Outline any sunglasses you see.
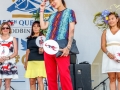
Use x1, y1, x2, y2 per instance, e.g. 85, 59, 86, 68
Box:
1, 27, 10, 30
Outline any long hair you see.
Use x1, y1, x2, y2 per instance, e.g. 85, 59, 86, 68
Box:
108, 12, 120, 29
27, 21, 43, 38
61, 0, 66, 7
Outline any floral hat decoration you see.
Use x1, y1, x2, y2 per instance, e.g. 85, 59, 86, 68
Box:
93, 4, 120, 30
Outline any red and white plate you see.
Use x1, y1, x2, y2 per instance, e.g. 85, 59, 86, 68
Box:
36, 36, 46, 47
43, 40, 59, 55
0, 46, 9, 56
115, 52, 120, 62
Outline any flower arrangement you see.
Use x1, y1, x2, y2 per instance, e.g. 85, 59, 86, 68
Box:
93, 10, 110, 30
32, 10, 40, 21
93, 9, 120, 30
101, 10, 110, 23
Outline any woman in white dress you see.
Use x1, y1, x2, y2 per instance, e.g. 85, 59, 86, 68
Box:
101, 12, 120, 90
0, 22, 18, 90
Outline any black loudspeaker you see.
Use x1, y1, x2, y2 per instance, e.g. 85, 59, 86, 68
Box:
74, 64, 92, 90
70, 54, 76, 64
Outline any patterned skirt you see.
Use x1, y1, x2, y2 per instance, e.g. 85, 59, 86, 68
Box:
0, 61, 18, 79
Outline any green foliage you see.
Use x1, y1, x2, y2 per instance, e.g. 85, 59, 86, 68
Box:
32, 10, 40, 21
40, 29, 47, 36
32, 10, 47, 36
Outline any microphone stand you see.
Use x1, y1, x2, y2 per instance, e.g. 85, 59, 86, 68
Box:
44, 78, 48, 90
36, 78, 48, 90
3, 80, 15, 90
92, 77, 109, 90
36, 81, 38, 90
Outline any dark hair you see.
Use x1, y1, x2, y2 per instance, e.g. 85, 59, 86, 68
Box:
61, 0, 66, 7
27, 21, 43, 38
108, 12, 120, 29
49, 0, 66, 7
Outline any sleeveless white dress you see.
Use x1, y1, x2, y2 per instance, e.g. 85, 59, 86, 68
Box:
102, 29, 120, 73
0, 36, 18, 79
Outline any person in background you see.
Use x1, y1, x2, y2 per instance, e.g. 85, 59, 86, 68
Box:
24, 21, 46, 90
0, 22, 18, 90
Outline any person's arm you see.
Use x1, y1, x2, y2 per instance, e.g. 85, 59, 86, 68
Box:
24, 38, 30, 70
67, 22, 75, 49
101, 30, 108, 53
67, 10, 77, 49
61, 10, 76, 56
24, 49, 30, 70
101, 30, 115, 59
40, 2, 49, 29
61, 22, 76, 57
25, 49, 30, 63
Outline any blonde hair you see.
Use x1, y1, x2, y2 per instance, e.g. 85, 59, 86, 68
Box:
0, 22, 12, 35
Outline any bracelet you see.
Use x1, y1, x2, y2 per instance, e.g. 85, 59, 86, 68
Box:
40, 10, 44, 12
66, 46, 70, 50
105, 51, 109, 55
8, 56, 10, 60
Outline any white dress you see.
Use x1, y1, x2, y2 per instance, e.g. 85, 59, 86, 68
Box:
0, 36, 18, 79
102, 29, 120, 73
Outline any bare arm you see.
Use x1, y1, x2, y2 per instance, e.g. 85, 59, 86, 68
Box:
101, 30, 107, 53
101, 30, 116, 60
67, 22, 75, 49
9, 37, 18, 58
24, 49, 30, 70
61, 22, 75, 56
25, 49, 30, 62
40, 12, 49, 29
40, 2, 49, 29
